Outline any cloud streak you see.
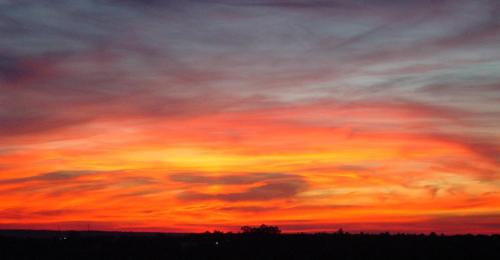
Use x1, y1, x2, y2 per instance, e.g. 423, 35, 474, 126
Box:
172, 172, 307, 201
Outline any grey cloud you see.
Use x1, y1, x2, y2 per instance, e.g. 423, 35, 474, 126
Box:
418, 83, 500, 97
0, 55, 32, 83
170, 172, 299, 185
0, 169, 161, 199
0, 0, 498, 147
208, 0, 359, 9
217, 206, 275, 212
426, 133, 500, 167
0, 208, 81, 219
0, 170, 94, 185
179, 181, 306, 201
0, 110, 92, 136
219, 181, 306, 201
111, 189, 163, 199
174, 172, 308, 201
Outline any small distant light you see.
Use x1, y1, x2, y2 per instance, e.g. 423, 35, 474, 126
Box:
215, 241, 219, 245
63, 237, 67, 240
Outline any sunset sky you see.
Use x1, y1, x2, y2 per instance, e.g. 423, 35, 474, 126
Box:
0, 0, 499, 234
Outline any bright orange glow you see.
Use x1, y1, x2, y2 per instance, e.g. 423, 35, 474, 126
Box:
1, 103, 499, 234
1, 0, 499, 234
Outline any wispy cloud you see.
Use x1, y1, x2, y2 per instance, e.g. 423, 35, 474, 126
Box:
0, 170, 94, 185
173, 172, 307, 201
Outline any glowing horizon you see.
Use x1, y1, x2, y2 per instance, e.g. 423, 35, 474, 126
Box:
0, 0, 499, 234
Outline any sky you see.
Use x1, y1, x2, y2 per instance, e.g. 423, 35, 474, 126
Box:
0, 0, 499, 234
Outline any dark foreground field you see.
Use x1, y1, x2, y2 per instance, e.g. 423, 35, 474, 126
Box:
1, 230, 499, 260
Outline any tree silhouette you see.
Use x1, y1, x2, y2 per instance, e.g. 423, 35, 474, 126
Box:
240, 224, 281, 235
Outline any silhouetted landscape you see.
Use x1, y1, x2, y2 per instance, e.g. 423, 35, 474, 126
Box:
2, 1, 500, 259
1, 225, 499, 260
